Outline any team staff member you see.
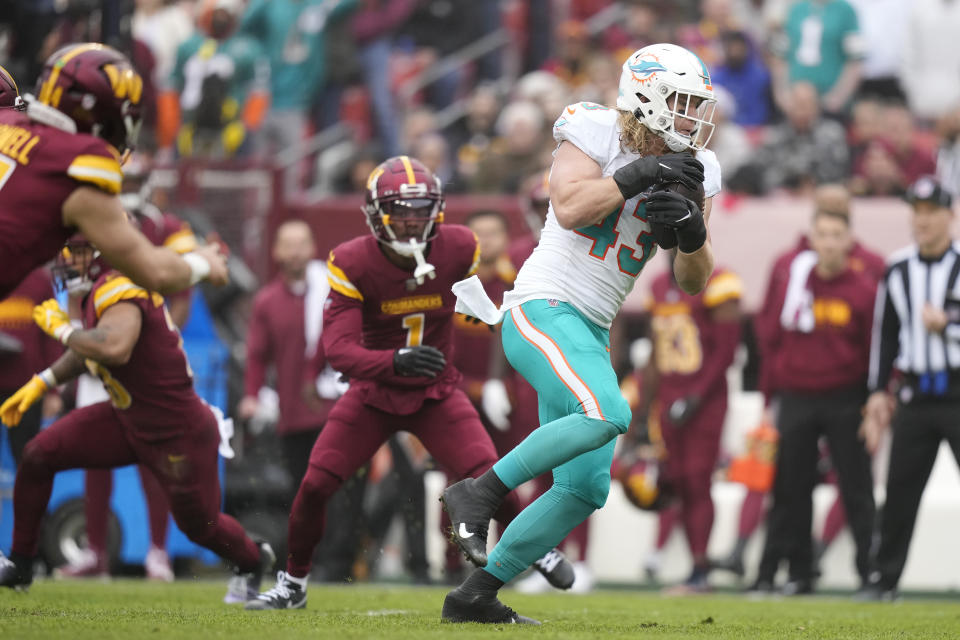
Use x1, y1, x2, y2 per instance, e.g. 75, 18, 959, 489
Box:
752, 197, 877, 595
861, 176, 960, 600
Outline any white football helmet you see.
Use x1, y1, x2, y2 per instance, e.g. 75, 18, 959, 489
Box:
616, 43, 717, 152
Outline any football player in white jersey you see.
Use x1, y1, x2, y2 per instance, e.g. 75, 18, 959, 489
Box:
440, 44, 721, 624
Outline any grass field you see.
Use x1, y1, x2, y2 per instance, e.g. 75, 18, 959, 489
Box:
2, 579, 960, 639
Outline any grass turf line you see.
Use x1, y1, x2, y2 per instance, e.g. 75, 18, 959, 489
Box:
2, 580, 960, 639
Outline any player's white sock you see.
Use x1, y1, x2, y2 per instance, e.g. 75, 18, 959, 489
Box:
284, 572, 308, 589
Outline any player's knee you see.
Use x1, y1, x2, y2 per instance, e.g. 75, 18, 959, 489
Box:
19, 439, 52, 477
297, 465, 341, 505
602, 394, 632, 435
580, 467, 613, 509
558, 467, 612, 510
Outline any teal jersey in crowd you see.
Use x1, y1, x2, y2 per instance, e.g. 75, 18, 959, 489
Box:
240, 0, 357, 112
171, 33, 267, 128
783, 0, 864, 95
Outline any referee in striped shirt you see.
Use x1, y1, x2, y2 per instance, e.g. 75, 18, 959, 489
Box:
860, 176, 960, 600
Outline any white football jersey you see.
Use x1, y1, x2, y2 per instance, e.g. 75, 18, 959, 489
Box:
501, 102, 722, 328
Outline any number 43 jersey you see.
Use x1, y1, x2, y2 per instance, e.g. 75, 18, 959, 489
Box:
502, 102, 722, 329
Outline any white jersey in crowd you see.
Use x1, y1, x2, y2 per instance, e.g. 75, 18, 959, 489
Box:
501, 102, 722, 328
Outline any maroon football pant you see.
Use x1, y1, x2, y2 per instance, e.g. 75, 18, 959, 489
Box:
84, 466, 170, 558
12, 402, 260, 572
659, 394, 727, 563
286, 387, 524, 578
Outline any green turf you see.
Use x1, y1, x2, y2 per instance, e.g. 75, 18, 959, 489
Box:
2, 579, 959, 639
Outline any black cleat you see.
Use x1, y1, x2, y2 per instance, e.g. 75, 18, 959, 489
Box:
533, 548, 575, 590
440, 479, 496, 567
781, 579, 814, 596
226, 541, 276, 603
442, 587, 540, 625
0, 552, 32, 592
245, 571, 307, 610
745, 578, 776, 596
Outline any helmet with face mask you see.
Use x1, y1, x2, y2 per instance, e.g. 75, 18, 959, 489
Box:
53, 234, 108, 296
363, 155, 444, 283
616, 43, 717, 152
0, 64, 24, 111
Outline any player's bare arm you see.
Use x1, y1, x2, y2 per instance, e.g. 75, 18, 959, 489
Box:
549, 142, 625, 229
61, 186, 228, 293
64, 301, 142, 366
48, 349, 87, 386
671, 196, 714, 294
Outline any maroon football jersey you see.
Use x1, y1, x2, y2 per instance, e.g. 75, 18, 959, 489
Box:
322, 225, 480, 414
81, 270, 205, 440
648, 268, 743, 406
0, 109, 124, 299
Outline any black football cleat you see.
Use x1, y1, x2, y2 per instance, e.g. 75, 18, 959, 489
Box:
440, 479, 496, 567
533, 548, 575, 590
245, 571, 307, 610
442, 587, 540, 625
0, 552, 32, 592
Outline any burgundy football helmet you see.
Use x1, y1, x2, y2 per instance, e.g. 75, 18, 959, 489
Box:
0, 63, 23, 110
363, 155, 445, 255
53, 234, 109, 296
34, 43, 144, 153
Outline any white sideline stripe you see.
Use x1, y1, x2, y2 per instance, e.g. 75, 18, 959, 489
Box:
509, 306, 602, 419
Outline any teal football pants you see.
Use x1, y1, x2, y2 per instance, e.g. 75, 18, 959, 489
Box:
485, 300, 631, 583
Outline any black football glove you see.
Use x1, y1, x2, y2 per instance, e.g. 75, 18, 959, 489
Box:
645, 190, 707, 253
612, 153, 704, 200
394, 345, 446, 377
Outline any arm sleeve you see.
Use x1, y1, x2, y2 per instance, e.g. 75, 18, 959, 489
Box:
243, 296, 271, 397
868, 276, 900, 392
321, 291, 406, 384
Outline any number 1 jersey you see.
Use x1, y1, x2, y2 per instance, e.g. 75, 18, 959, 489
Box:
322, 225, 481, 415
502, 102, 722, 328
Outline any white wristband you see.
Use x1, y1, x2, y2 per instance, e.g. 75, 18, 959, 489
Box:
54, 324, 75, 345
182, 252, 211, 286
39, 367, 58, 389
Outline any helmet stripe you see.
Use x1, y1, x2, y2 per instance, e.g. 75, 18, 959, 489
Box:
0, 64, 18, 95
399, 155, 416, 185
38, 43, 105, 106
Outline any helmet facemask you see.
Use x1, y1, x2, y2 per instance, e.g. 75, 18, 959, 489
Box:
653, 89, 717, 152
54, 240, 103, 296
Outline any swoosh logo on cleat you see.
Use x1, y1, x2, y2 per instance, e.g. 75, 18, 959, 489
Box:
458, 523, 475, 539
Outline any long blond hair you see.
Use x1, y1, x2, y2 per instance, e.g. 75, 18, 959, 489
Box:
617, 110, 698, 158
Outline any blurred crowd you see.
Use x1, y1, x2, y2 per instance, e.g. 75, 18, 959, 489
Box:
1, 0, 958, 199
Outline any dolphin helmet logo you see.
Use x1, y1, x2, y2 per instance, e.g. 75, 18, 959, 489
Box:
628, 57, 668, 83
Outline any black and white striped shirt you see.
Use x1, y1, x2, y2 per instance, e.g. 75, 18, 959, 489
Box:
869, 242, 960, 393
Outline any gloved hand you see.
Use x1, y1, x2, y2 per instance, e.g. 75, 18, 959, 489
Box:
481, 379, 512, 431
667, 395, 700, 426
645, 190, 707, 253
612, 153, 704, 200
0, 375, 49, 427
394, 345, 447, 377
33, 299, 74, 345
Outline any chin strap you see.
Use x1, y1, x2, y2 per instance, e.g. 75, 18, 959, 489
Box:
409, 239, 436, 285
